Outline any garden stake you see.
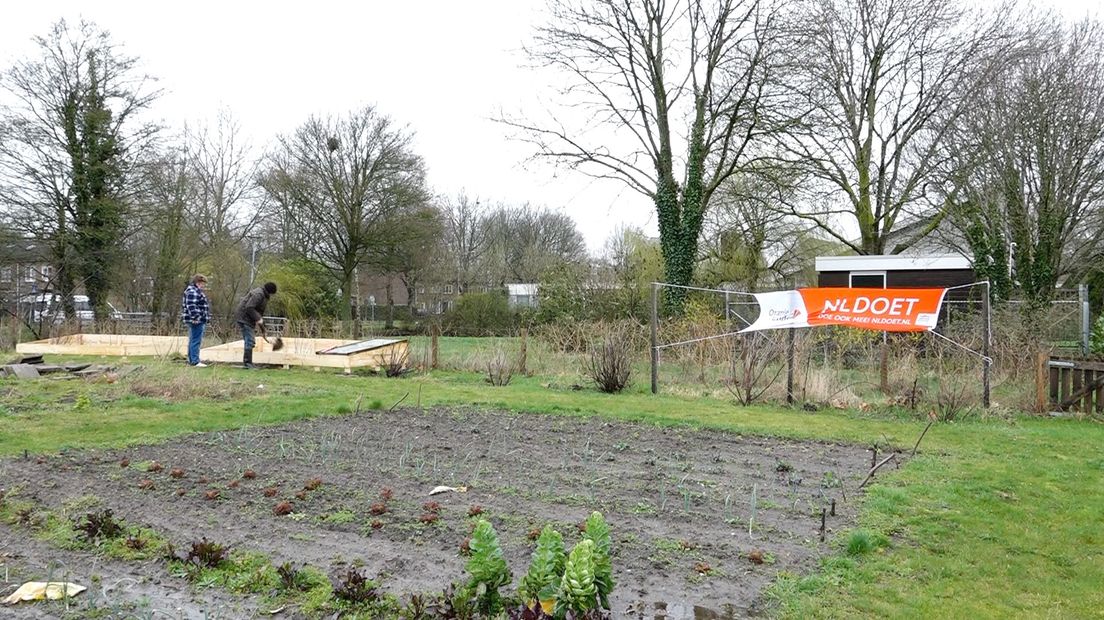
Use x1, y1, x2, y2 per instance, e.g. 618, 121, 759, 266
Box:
819, 507, 826, 542
389, 392, 409, 411
911, 419, 935, 457
830, 498, 836, 517
858, 453, 897, 490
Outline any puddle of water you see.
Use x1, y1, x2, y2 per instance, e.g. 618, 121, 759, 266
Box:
649, 601, 740, 620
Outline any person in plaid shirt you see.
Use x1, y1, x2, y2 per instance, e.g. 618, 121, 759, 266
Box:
181, 274, 211, 367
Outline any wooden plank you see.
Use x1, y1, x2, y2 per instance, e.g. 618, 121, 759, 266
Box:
1096, 370, 1104, 413
1082, 370, 1092, 412
199, 338, 408, 372
1050, 358, 1104, 372
17, 334, 187, 357
1035, 352, 1049, 413
1059, 372, 1104, 411
1049, 365, 1059, 405
1062, 368, 1073, 406
1072, 369, 1083, 412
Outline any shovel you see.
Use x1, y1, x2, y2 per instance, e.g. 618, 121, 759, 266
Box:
259, 322, 284, 351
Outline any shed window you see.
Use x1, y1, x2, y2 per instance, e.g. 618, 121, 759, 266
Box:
849, 271, 886, 288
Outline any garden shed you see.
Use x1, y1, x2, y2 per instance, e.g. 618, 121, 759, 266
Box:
815, 254, 975, 297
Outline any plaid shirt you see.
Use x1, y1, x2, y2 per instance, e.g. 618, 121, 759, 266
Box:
181, 284, 211, 324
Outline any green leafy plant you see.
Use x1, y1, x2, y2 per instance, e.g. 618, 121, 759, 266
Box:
554, 539, 599, 616
519, 525, 566, 607
465, 519, 512, 615
1091, 314, 1104, 355
581, 512, 614, 610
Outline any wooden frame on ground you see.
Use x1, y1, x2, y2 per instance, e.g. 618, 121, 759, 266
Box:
199, 337, 409, 373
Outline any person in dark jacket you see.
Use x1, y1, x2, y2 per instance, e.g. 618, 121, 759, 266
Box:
234, 282, 277, 369
180, 274, 211, 367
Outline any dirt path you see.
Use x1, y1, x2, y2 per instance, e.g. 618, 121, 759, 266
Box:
1, 407, 872, 617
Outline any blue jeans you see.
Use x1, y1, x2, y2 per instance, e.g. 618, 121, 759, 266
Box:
188, 322, 206, 365
238, 321, 255, 351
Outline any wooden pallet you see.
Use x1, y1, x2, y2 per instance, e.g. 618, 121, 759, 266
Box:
199, 337, 409, 373
16, 334, 189, 357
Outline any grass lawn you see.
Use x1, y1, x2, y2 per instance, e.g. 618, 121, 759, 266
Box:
1, 355, 1101, 618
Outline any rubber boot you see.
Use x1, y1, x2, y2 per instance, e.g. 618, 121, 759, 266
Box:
243, 348, 257, 370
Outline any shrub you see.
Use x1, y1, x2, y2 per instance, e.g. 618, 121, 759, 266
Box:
586, 327, 632, 393
446, 292, 515, 336
485, 347, 514, 387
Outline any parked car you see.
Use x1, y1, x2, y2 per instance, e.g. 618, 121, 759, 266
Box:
21, 294, 122, 324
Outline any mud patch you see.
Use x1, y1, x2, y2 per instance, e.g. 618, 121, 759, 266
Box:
1, 407, 874, 617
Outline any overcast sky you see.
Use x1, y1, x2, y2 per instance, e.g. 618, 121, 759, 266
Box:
1, 0, 1099, 253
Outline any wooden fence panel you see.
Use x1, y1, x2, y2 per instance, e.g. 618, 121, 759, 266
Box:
1041, 356, 1104, 414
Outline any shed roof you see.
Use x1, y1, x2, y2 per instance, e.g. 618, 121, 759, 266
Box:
815, 254, 972, 272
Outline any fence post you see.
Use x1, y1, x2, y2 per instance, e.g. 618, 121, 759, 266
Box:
1080, 283, 1090, 355
651, 283, 659, 395
430, 323, 439, 370
879, 342, 890, 394
518, 327, 528, 375
982, 282, 991, 409
1035, 351, 1050, 413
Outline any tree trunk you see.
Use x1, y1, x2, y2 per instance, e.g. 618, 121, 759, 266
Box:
385, 279, 395, 330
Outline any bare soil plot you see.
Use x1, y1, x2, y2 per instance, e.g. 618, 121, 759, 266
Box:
0, 408, 871, 618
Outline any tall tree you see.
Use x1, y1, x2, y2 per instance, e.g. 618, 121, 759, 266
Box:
0, 20, 160, 320
440, 192, 491, 294
699, 164, 801, 290
778, 0, 1012, 255
946, 16, 1104, 304
186, 110, 262, 248
510, 0, 784, 312
142, 151, 192, 319
261, 106, 429, 319
483, 204, 587, 284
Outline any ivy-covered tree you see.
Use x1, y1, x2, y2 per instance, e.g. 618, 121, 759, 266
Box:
0, 19, 160, 320
946, 17, 1104, 305
509, 0, 783, 313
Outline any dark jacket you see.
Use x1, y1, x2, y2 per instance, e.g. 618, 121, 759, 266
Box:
234, 287, 270, 325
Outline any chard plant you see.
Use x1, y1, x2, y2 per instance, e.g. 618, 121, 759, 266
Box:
554, 539, 599, 616
519, 525, 566, 609
465, 519, 512, 615
581, 511, 614, 610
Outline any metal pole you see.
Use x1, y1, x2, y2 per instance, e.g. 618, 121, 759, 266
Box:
650, 282, 659, 395
249, 240, 257, 285
786, 327, 795, 405
1080, 283, 1090, 354
983, 281, 991, 408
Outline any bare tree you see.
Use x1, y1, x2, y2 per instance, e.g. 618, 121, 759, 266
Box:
699, 164, 801, 290
440, 192, 491, 293
946, 16, 1104, 304
601, 224, 663, 320
371, 203, 443, 322
0, 19, 160, 320
483, 204, 587, 285
261, 106, 428, 319
141, 150, 192, 319
777, 0, 1014, 254
507, 0, 785, 311
185, 110, 262, 248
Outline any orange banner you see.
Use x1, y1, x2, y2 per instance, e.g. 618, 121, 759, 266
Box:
799, 287, 946, 332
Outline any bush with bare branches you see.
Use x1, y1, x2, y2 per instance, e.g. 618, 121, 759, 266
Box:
485, 347, 513, 386
586, 326, 633, 393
